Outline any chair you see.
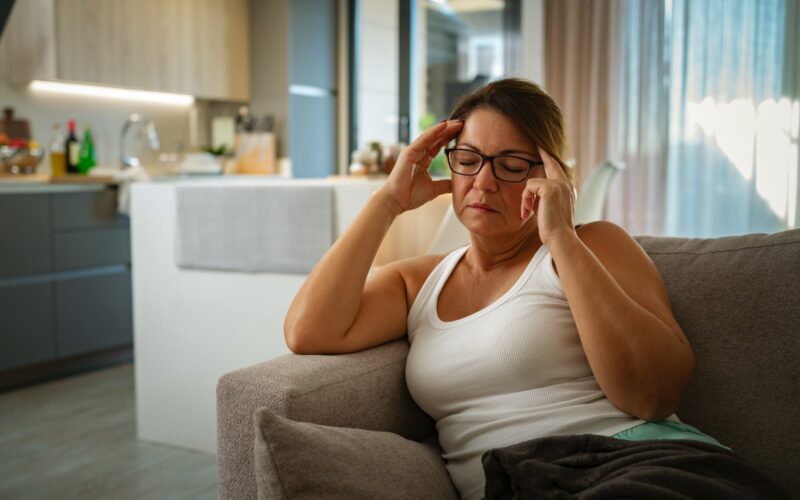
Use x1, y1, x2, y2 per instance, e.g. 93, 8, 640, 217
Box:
573, 160, 625, 224
427, 204, 470, 254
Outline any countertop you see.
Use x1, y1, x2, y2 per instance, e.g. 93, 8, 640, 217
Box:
0, 173, 119, 194
0, 173, 393, 194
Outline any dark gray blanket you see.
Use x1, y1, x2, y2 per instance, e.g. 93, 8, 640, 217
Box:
481, 434, 792, 500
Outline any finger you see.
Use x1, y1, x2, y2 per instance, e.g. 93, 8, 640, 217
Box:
520, 182, 540, 220
537, 146, 567, 181
409, 120, 462, 161
426, 121, 463, 158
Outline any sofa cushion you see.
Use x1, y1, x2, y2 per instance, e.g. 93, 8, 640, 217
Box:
253, 408, 458, 500
635, 229, 800, 494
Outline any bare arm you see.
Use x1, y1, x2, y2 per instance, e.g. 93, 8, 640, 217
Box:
552, 222, 694, 421
522, 148, 693, 421
284, 119, 463, 354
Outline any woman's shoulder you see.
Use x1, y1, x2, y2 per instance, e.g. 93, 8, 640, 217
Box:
384, 252, 450, 310
575, 220, 636, 250
574, 221, 659, 275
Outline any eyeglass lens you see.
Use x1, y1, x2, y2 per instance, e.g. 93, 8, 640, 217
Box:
447, 150, 531, 182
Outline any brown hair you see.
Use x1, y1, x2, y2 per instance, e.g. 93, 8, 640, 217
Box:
448, 78, 575, 189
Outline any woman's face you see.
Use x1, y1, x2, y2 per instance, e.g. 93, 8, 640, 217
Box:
451, 108, 545, 239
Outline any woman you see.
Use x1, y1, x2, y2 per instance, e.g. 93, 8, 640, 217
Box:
284, 79, 725, 499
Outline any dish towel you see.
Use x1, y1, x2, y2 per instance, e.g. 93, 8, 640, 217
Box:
88, 165, 151, 215
175, 184, 334, 273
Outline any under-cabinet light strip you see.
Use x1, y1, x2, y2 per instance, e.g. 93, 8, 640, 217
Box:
29, 80, 195, 106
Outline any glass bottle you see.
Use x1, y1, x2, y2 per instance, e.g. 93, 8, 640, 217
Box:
77, 127, 96, 174
65, 119, 79, 174
49, 123, 66, 177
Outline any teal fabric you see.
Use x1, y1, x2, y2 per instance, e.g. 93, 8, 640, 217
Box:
612, 420, 731, 451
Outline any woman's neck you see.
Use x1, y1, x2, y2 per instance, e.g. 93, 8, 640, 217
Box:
465, 229, 542, 272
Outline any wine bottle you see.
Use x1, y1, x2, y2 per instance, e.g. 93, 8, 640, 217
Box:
64, 119, 79, 174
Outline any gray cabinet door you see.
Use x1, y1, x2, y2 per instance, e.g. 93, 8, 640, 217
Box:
0, 194, 52, 278
52, 228, 131, 271
51, 190, 129, 230
0, 283, 56, 371
55, 270, 133, 358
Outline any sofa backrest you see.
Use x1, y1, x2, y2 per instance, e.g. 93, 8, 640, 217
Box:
636, 229, 800, 494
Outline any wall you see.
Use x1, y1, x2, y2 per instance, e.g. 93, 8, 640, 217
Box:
0, 79, 193, 171
358, 0, 400, 150
248, 0, 290, 158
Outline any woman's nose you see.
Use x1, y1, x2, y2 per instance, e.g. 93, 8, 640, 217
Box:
473, 158, 498, 191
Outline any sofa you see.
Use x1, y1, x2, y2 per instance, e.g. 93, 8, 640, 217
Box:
217, 229, 800, 499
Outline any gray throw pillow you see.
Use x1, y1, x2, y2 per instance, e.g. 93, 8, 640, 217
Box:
253, 408, 458, 500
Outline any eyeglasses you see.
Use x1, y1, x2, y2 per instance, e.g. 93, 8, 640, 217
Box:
444, 148, 544, 183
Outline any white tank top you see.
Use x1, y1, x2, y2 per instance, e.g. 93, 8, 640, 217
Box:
406, 244, 678, 500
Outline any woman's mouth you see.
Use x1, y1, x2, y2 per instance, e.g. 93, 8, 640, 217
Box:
468, 203, 496, 213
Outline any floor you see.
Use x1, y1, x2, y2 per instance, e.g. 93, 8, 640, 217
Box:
0, 363, 217, 500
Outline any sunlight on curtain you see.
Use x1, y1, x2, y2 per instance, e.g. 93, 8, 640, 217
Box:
605, 0, 668, 235
665, 0, 795, 237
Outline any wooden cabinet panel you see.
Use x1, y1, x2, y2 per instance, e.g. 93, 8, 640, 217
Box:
55, 270, 133, 358
0, 283, 56, 371
4, 0, 250, 100
0, 194, 52, 278
0, 0, 57, 84
189, 0, 251, 101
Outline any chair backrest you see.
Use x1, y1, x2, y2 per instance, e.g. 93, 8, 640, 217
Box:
427, 204, 470, 255
573, 160, 625, 224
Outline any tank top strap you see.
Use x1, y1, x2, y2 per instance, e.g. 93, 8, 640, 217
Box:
408, 245, 469, 336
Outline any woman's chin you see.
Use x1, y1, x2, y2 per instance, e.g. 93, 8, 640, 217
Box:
463, 220, 504, 239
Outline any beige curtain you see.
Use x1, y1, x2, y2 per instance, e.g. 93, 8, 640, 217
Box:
543, 1, 669, 235
543, 0, 616, 189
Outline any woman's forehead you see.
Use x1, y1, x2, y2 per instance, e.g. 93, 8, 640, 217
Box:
457, 109, 535, 154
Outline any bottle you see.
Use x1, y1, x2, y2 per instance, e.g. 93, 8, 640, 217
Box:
77, 128, 96, 174
49, 123, 66, 177
64, 119, 79, 174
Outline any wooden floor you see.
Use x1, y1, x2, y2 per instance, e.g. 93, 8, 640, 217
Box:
0, 363, 217, 500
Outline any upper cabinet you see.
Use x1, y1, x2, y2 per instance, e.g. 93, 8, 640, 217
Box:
0, 0, 250, 101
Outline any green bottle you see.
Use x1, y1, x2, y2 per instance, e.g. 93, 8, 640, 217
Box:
77, 128, 96, 174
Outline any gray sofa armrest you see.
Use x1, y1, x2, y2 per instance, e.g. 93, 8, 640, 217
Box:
217, 339, 436, 500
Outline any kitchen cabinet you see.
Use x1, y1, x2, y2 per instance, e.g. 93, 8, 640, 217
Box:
0, 186, 133, 379
0, 0, 250, 101
0, 283, 55, 371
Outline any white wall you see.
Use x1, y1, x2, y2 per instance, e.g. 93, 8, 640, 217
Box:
357, 0, 400, 150
0, 80, 193, 171
521, 0, 546, 85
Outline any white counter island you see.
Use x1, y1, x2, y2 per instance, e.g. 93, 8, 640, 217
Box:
131, 176, 451, 453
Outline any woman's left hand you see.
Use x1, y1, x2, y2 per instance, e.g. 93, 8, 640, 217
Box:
520, 147, 577, 247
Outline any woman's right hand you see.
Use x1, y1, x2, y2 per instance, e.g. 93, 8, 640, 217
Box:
378, 119, 464, 214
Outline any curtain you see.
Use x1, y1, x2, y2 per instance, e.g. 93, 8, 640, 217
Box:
604, 0, 670, 234
664, 0, 792, 237
543, 0, 615, 188
544, 0, 798, 236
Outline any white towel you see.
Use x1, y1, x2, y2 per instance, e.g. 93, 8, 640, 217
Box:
88, 165, 150, 215
175, 185, 334, 273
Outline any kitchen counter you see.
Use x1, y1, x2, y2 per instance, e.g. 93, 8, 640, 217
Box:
130, 177, 385, 453
130, 176, 451, 453
0, 173, 119, 194
0, 183, 109, 194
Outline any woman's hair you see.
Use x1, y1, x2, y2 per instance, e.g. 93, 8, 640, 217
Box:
448, 78, 575, 188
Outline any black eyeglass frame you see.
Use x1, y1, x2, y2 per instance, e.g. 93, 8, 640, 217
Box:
444, 148, 545, 183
